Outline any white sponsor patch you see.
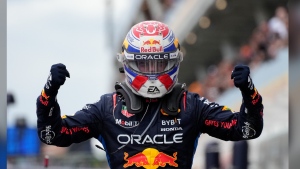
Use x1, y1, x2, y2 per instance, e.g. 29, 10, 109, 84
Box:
41, 125, 55, 144
242, 122, 256, 138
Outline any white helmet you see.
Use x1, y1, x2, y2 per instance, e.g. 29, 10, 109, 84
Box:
117, 20, 183, 98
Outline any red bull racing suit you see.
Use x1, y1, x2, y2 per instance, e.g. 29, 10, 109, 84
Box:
37, 90, 263, 168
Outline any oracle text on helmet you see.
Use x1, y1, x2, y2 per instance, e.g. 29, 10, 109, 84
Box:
135, 54, 169, 60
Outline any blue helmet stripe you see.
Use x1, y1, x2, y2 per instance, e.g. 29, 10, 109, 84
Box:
163, 30, 171, 40
124, 65, 138, 77
168, 65, 178, 76
126, 45, 140, 53
164, 45, 177, 52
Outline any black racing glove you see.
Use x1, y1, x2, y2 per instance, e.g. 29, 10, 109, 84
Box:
231, 65, 255, 96
43, 63, 70, 96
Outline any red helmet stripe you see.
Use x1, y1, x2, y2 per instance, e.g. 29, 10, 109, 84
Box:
158, 74, 173, 90
131, 75, 148, 91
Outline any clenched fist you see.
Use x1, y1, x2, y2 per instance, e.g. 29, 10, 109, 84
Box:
44, 63, 70, 95
231, 65, 254, 95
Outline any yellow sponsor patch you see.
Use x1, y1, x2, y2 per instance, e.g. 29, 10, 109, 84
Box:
41, 89, 50, 100
123, 39, 129, 50
174, 38, 179, 48
250, 88, 258, 99
222, 106, 231, 111
61, 115, 67, 119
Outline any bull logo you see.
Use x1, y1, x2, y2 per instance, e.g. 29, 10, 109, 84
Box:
124, 148, 178, 169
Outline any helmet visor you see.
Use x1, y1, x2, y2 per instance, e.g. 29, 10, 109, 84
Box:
126, 59, 178, 74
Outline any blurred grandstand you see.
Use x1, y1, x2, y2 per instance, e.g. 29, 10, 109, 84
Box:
7, 0, 288, 168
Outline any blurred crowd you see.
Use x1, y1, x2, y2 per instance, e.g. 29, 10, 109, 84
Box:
188, 6, 288, 102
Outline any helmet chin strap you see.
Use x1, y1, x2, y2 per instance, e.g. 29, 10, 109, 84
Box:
114, 82, 186, 115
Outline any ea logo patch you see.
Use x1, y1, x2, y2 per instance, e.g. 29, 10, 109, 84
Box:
147, 86, 160, 94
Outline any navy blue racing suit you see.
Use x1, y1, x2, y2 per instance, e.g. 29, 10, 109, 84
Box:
36, 89, 263, 168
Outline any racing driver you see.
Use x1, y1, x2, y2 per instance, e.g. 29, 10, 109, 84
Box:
36, 20, 264, 169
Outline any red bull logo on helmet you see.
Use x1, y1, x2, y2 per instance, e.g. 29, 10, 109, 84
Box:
140, 46, 163, 53
140, 36, 164, 53
143, 40, 161, 46
124, 148, 178, 169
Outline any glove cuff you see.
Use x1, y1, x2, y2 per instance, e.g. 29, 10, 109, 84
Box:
239, 76, 255, 95
241, 85, 256, 98
241, 86, 263, 111
43, 85, 59, 97
38, 88, 57, 108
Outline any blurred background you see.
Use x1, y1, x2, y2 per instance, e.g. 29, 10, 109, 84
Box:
1, 0, 7, 168
288, 0, 300, 168
7, 0, 289, 168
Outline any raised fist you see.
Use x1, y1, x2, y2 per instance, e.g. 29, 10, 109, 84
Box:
231, 65, 253, 92
44, 63, 70, 94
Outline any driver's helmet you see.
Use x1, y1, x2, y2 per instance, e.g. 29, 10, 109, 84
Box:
117, 20, 183, 98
